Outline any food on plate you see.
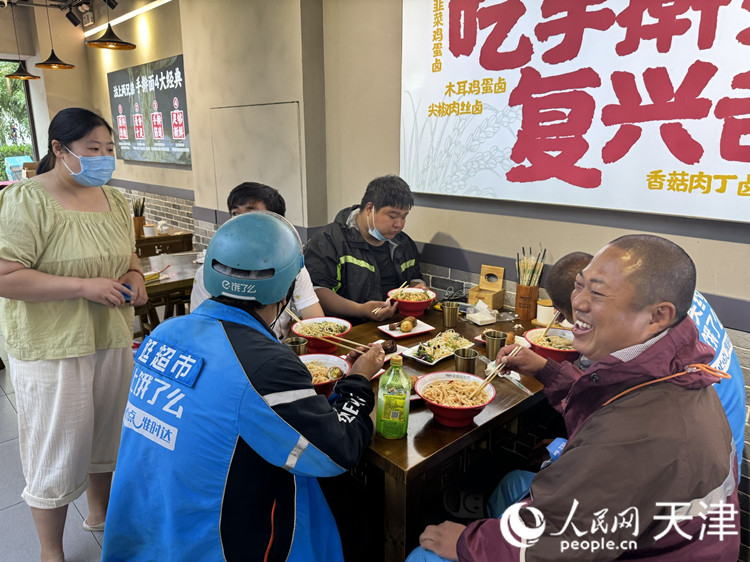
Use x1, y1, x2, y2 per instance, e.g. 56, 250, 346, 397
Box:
421, 379, 488, 406
530, 334, 575, 350
306, 361, 344, 384
415, 330, 473, 363
392, 289, 433, 302
381, 339, 398, 354
296, 321, 347, 337
388, 316, 417, 333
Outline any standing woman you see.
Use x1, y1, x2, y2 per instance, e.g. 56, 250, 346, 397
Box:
0, 108, 147, 562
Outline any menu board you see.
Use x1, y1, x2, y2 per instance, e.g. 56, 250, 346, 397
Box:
401, 1, 750, 223
107, 55, 191, 165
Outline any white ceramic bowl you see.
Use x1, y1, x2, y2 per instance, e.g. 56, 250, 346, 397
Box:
299, 353, 351, 396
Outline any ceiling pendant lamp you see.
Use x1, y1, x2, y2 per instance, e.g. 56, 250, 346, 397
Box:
36, 0, 75, 70
86, 0, 135, 50
6, 5, 40, 80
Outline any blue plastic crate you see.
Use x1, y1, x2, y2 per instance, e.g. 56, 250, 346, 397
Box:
4, 155, 33, 180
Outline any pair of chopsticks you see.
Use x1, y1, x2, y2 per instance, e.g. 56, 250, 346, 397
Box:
372, 280, 409, 314
539, 310, 560, 340
469, 345, 524, 399
144, 264, 171, 284
286, 309, 367, 354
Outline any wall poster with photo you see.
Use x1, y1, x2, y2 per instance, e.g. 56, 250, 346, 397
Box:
107, 54, 191, 166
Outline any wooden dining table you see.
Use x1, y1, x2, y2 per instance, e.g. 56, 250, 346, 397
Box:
135, 252, 201, 336
338, 307, 543, 561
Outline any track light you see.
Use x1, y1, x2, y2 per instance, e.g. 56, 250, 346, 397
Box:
65, 9, 81, 27
104, 0, 118, 8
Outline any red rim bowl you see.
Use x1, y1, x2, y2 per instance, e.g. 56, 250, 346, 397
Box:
387, 288, 436, 317
415, 371, 496, 427
524, 328, 580, 363
291, 317, 352, 354
300, 354, 351, 397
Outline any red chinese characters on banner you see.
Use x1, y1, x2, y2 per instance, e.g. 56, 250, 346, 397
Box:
117, 115, 128, 140
535, 0, 616, 64
714, 70, 750, 162
151, 112, 164, 140
738, 0, 750, 44
601, 61, 718, 165
508, 67, 602, 188
616, 0, 731, 55
171, 110, 185, 140
448, 0, 533, 70
133, 114, 145, 140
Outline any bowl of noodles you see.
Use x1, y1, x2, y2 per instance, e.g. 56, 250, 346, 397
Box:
291, 317, 352, 354
387, 287, 436, 317
415, 371, 496, 427
300, 354, 351, 397
524, 328, 580, 363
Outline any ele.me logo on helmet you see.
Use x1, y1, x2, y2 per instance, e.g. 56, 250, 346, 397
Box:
499, 499, 737, 554
221, 281, 256, 295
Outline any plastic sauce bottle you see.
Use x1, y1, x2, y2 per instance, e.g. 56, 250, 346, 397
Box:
376, 355, 411, 439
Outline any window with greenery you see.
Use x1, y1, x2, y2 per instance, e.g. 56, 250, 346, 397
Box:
0, 60, 36, 181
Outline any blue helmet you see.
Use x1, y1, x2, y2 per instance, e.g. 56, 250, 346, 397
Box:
203, 211, 303, 305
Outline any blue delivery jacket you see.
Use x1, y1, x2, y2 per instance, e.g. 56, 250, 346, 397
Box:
102, 299, 375, 561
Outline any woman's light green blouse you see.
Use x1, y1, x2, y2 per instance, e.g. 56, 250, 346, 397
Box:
0, 179, 136, 360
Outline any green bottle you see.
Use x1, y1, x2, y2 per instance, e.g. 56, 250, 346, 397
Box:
376, 355, 411, 439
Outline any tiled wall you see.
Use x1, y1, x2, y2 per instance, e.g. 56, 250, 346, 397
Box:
423, 262, 750, 561
118, 189, 194, 234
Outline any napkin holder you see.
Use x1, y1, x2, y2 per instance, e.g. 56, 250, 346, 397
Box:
468, 265, 505, 310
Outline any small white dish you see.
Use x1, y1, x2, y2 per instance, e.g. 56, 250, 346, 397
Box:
402, 341, 474, 366
377, 319, 435, 339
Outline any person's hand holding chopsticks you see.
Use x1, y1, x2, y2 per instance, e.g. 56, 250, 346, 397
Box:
495, 343, 548, 377
365, 299, 398, 321
349, 342, 386, 380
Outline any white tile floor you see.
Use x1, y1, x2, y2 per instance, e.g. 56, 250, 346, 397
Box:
0, 366, 104, 562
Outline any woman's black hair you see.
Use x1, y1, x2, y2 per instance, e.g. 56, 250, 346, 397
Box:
37, 108, 113, 174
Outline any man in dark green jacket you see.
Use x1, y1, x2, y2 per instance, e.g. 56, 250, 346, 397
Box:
304, 174, 427, 323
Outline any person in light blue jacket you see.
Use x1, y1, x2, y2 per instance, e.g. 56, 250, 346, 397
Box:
102, 212, 384, 561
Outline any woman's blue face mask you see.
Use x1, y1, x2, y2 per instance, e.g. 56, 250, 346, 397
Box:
62, 146, 116, 187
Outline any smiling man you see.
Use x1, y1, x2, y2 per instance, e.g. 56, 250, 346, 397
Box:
408, 235, 739, 562
304, 174, 427, 323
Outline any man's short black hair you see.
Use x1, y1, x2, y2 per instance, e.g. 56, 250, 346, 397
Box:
360, 175, 414, 211
227, 182, 286, 216
608, 234, 696, 322
544, 252, 593, 322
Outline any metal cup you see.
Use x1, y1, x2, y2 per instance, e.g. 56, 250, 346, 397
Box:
454, 347, 478, 374
484, 330, 507, 363
443, 301, 459, 328
284, 336, 308, 356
